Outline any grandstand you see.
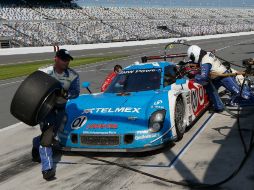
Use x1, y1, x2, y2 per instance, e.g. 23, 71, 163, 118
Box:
0, 0, 254, 48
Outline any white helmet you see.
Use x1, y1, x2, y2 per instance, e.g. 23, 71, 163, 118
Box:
187, 45, 201, 63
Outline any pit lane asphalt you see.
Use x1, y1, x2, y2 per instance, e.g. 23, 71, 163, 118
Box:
0, 35, 254, 190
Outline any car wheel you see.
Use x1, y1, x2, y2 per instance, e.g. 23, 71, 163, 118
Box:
10, 71, 62, 126
174, 96, 185, 141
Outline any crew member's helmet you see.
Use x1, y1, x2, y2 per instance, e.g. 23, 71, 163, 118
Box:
187, 45, 201, 63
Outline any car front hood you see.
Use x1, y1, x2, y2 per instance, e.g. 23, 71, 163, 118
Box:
67, 91, 159, 118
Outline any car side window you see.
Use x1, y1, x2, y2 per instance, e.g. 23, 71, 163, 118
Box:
164, 66, 176, 87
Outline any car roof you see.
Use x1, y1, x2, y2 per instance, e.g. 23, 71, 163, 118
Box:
123, 61, 175, 71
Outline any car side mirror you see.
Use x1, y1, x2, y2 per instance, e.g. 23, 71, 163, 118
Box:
81, 82, 92, 94
82, 82, 90, 88
175, 79, 186, 85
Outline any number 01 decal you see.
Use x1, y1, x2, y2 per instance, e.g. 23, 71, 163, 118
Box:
71, 116, 88, 129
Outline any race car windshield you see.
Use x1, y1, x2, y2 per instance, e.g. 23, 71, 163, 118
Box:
105, 69, 161, 93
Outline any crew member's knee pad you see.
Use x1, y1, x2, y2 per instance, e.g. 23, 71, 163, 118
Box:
40, 126, 54, 147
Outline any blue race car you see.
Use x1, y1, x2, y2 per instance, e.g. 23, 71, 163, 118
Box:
58, 61, 210, 152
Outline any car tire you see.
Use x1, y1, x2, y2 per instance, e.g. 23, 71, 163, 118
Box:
174, 96, 185, 141
10, 70, 61, 126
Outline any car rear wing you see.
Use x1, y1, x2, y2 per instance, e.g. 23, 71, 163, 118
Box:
141, 39, 216, 63
141, 50, 215, 63
141, 53, 187, 63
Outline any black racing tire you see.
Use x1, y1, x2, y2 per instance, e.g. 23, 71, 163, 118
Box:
174, 96, 185, 141
10, 71, 61, 126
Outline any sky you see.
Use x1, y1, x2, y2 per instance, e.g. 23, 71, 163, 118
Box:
75, 0, 254, 8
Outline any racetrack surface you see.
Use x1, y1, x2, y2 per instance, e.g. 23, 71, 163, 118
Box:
0, 35, 254, 190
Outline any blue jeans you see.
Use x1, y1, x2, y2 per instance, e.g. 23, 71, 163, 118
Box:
204, 76, 252, 110
33, 109, 66, 171
215, 77, 251, 99
205, 81, 224, 111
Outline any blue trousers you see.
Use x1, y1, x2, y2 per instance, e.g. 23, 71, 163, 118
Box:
214, 77, 251, 99
205, 76, 254, 110
205, 82, 224, 111
33, 109, 65, 171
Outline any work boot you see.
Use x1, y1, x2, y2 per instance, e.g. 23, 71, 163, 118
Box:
42, 168, 55, 180
214, 109, 224, 113
209, 107, 224, 113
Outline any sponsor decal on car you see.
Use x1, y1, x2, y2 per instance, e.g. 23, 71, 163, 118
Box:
82, 131, 117, 134
153, 100, 163, 105
151, 99, 165, 109
135, 133, 159, 140
136, 130, 150, 134
82, 107, 141, 114
71, 116, 88, 129
188, 82, 205, 116
119, 68, 162, 75
151, 105, 165, 109
128, 116, 138, 121
86, 124, 118, 129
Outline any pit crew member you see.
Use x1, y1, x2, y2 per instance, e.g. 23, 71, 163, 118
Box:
101, 64, 122, 92
32, 49, 80, 180
187, 45, 253, 111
